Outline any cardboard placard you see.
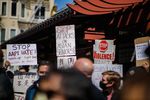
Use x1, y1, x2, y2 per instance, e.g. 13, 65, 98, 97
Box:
56, 25, 76, 56
134, 36, 150, 66
7, 44, 37, 65
57, 56, 76, 69
13, 73, 38, 93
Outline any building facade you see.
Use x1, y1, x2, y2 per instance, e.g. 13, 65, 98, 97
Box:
0, 0, 56, 44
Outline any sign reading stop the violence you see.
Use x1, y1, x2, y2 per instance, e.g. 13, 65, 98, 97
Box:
7, 44, 37, 65
93, 40, 115, 64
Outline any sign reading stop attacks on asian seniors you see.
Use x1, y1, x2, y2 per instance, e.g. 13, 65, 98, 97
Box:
56, 25, 76, 56
7, 44, 37, 65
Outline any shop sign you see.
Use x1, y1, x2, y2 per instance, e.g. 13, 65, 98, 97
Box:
56, 25, 76, 56
7, 44, 37, 65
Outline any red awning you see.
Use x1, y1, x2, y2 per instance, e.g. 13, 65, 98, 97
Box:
104, 0, 143, 4
67, 4, 112, 15
74, 0, 122, 12
68, 0, 144, 15
87, 0, 132, 8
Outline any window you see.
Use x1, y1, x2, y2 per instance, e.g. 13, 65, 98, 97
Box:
11, 2, 17, 16
2, 2, 7, 16
10, 29, 16, 38
21, 4, 25, 17
0, 29, 5, 43
35, 6, 45, 19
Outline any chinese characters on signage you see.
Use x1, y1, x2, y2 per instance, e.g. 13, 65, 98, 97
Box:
56, 25, 76, 68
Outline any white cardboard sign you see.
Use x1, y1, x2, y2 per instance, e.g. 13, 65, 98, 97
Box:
14, 93, 25, 100
93, 40, 115, 64
7, 44, 37, 65
135, 42, 149, 60
57, 56, 76, 69
13, 73, 38, 93
56, 25, 76, 56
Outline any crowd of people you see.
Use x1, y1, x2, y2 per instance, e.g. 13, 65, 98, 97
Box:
0, 46, 150, 100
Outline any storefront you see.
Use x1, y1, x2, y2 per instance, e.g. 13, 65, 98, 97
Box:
1, 0, 149, 71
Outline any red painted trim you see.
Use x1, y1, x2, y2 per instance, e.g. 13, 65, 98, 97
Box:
87, 0, 132, 9
126, 12, 133, 25
136, 9, 143, 23
67, 4, 112, 15
84, 34, 105, 40
104, 0, 143, 5
74, 0, 121, 12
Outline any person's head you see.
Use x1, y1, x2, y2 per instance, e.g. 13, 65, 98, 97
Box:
100, 71, 121, 91
121, 73, 150, 100
19, 65, 29, 73
73, 58, 93, 78
39, 68, 91, 100
4, 60, 11, 69
37, 60, 53, 77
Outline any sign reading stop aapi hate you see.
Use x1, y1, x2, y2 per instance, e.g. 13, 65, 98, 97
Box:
56, 25, 76, 56
7, 44, 37, 65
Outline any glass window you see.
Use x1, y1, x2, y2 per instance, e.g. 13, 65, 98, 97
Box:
10, 29, 16, 38
35, 6, 45, 19
0, 29, 5, 43
2, 2, 7, 16
21, 4, 25, 17
11, 2, 17, 16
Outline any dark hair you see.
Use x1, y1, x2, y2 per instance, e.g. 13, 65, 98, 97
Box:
48, 68, 92, 100
19, 65, 30, 72
0, 68, 14, 100
38, 60, 54, 71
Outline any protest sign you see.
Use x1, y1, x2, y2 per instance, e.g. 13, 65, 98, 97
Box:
14, 93, 25, 100
57, 56, 76, 69
56, 25, 76, 56
135, 42, 149, 60
134, 36, 150, 66
7, 44, 37, 65
13, 73, 38, 93
91, 64, 123, 89
93, 40, 115, 64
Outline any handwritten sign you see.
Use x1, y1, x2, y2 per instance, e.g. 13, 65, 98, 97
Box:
91, 64, 123, 89
56, 25, 76, 56
93, 40, 115, 64
7, 44, 37, 65
57, 56, 76, 69
14, 93, 25, 100
13, 73, 38, 93
135, 42, 149, 60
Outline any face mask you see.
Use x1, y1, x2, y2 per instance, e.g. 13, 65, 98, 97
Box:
99, 81, 107, 90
